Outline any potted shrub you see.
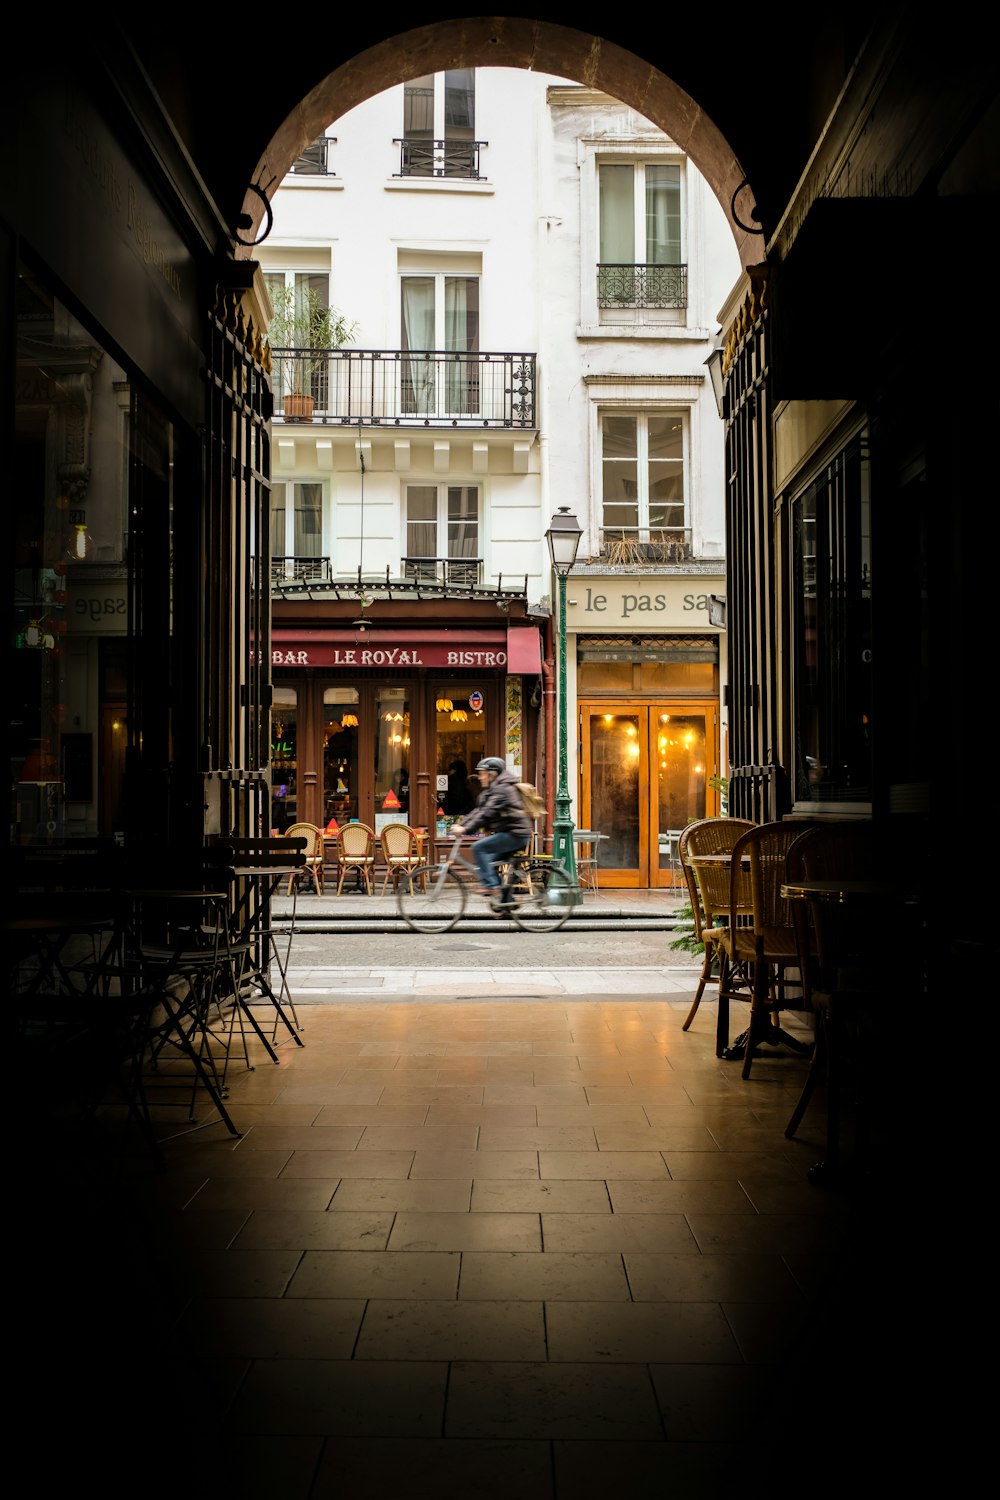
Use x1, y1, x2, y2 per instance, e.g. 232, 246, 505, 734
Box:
267, 285, 357, 421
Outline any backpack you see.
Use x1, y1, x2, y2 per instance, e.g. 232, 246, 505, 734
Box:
517, 782, 546, 821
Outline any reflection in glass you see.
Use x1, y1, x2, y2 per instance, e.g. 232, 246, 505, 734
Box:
589, 714, 640, 870
323, 687, 359, 827
655, 712, 706, 871
271, 687, 298, 830
375, 687, 409, 833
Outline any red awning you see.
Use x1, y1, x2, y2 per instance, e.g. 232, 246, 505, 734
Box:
506, 625, 542, 674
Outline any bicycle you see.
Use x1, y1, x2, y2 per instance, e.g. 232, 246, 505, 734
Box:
396, 834, 576, 934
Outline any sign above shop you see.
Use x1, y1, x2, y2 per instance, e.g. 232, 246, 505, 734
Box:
268, 628, 542, 672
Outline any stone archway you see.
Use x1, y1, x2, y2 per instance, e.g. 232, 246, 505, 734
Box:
240, 17, 760, 269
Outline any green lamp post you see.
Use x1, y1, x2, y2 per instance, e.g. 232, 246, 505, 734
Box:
546, 506, 583, 882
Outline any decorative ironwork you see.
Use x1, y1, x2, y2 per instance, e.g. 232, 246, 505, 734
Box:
402, 557, 482, 587
269, 348, 535, 428
270, 562, 527, 605
394, 139, 487, 179
271, 556, 332, 585
292, 137, 333, 175
597, 263, 688, 309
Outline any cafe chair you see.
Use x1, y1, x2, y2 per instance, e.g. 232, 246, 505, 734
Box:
573, 830, 606, 893
335, 821, 376, 895
379, 824, 427, 895
283, 822, 325, 896
725, 821, 816, 1078
677, 817, 756, 1038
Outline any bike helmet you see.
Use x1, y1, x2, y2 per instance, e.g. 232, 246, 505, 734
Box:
475, 757, 506, 774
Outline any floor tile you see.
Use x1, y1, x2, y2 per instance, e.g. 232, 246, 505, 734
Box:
459, 1250, 630, 1301
286, 1250, 461, 1299
355, 1298, 546, 1360
445, 1360, 664, 1440
387, 1211, 542, 1252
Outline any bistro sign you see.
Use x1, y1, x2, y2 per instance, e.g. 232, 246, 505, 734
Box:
271, 644, 508, 668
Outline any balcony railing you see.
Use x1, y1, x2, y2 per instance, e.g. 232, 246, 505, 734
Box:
291, 137, 334, 175
271, 556, 332, 585
402, 557, 482, 587
597, 263, 688, 309
269, 561, 527, 603
269, 348, 536, 428
393, 138, 487, 179
599, 528, 692, 565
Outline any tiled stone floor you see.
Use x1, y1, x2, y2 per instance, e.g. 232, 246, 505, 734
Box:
16, 986, 913, 1499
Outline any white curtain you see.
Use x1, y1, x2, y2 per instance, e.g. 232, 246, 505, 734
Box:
401, 278, 435, 413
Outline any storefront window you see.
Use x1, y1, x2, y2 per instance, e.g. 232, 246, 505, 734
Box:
434, 685, 486, 833
271, 687, 298, 829
323, 687, 360, 829
374, 687, 410, 832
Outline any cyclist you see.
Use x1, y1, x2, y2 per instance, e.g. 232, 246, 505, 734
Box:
450, 756, 534, 908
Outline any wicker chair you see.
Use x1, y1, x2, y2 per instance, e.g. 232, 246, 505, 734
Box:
379, 824, 426, 895
282, 822, 325, 896
721, 821, 816, 1077
334, 821, 376, 895
677, 817, 756, 1041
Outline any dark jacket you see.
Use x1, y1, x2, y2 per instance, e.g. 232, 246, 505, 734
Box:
458, 768, 533, 842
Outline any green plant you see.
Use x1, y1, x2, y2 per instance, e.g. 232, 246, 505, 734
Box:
709, 775, 729, 815
267, 285, 357, 393
668, 902, 702, 955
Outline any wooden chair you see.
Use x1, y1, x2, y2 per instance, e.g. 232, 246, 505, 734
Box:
334, 821, 376, 895
723, 821, 816, 1077
282, 823, 325, 896
677, 817, 756, 1038
379, 824, 426, 895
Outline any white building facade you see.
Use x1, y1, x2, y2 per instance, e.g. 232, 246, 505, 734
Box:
259, 68, 739, 885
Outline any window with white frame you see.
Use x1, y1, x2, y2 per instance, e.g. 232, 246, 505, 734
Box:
264, 269, 331, 406
598, 162, 685, 308
403, 484, 481, 584
600, 411, 688, 561
400, 274, 480, 416
270, 482, 324, 581
401, 71, 477, 177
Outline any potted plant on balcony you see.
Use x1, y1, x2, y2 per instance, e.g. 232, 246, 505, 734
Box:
267, 285, 357, 421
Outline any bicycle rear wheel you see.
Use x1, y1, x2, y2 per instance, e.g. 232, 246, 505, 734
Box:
397, 865, 467, 933
504, 858, 575, 932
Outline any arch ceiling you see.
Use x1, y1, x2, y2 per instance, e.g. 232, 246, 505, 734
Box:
241, 18, 763, 270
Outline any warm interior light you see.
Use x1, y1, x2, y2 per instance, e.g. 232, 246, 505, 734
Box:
627, 741, 640, 760
341, 713, 358, 728
450, 708, 468, 722
74, 523, 88, 559
436, 697, 453, 713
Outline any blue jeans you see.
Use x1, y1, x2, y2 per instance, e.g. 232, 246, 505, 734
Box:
471, 831, 524, 892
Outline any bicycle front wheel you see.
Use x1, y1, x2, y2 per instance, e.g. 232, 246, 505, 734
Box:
397, 865, 468, 933
504, 858, 576, 932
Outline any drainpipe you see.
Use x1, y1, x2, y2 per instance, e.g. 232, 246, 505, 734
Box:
542, 611, 556, 840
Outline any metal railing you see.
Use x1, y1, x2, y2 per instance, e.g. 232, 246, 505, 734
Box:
598, 528, 692, 564
271, 556, 332, 585
291, 137, 334, 175
269, 348, 535, 428
393, 138, 487, 179
597, 263, 688, 309
269, 561, 527, 603
401, 557, 482, 587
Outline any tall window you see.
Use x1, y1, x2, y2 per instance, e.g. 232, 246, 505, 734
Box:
404, 484, 480, 584
791, 431, 872, 807
598, 163, 685, 308
400, 275, 480, 415
270, 482, 323, 580
601, 412, 686, 558
402, 71, 476, 177
263, 270, 330, 404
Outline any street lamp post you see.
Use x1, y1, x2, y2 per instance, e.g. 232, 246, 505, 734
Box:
546, 506, 583, 884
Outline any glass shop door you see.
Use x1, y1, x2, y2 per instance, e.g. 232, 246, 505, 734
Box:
579, 701, 717, 887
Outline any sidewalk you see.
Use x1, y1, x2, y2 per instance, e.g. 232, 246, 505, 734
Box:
272, 882, 689, 933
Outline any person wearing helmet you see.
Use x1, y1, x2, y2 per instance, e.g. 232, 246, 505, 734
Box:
451, 756, 534, 907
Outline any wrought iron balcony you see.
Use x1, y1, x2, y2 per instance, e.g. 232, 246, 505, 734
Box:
393, 138, 487, 179
270, 561, 527, 603
597, 263, 688, 309
291, 137, 334, 175
402, 557, 482, 587
599, 528, 692, 565
269, 348, 535, 428
271, 556, 332, 585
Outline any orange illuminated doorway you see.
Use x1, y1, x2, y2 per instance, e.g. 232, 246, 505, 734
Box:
579, 700, 718, 887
